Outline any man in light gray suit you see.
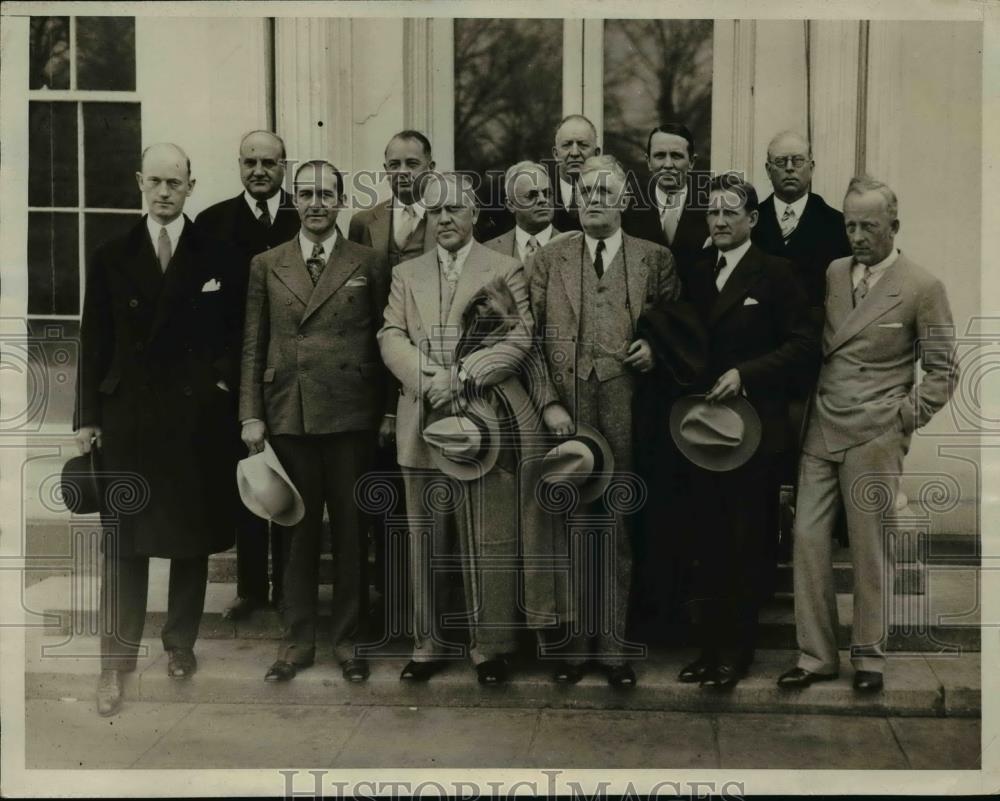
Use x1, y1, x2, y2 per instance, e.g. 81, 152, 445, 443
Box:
778, 176, 957, 693
485, 161, 560, 276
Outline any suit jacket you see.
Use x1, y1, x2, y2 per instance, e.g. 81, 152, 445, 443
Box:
686, 242, 819, 454
805, 253, 957, 455
347, 197, 437, 272
239, 235, 391, 435
530, 231, 682, 416
75, 216, 242, 558
378, 241, 534, 469
483, 225, 562, 277
752, 192, 851, 310
622, 182, 710, 283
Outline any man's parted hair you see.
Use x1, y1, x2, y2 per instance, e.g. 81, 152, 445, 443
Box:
239, 130, 287, 160
646, 123, 696, 159
845, 175, 899, 221
553, 114, 598, 144
709, 172, 759, 213
503, 160, 547, 197
140, 143, 192, 177
293, 159, 345, 196
385, 129, 433, 160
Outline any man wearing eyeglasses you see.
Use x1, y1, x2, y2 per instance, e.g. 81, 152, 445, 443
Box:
484, 161, 560, 277
197, 130, 301, 622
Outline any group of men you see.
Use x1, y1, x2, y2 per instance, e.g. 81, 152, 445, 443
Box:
74, 112, 957, 717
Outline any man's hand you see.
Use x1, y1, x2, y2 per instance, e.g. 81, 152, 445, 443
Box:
241, 420, 267, 454
705, 368, 742, 402
74, 426, 102, 455
378, 415, 396, 449
623, 338, 655, 374
422, 366, 456, 410
542, 403, 574, 437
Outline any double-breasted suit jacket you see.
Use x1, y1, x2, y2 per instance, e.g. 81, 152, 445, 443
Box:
75, 216, 242, 559
793, 253, 957, 675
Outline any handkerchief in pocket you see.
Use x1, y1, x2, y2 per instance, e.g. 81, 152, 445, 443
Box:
877, 322, 903, 328
345, 276, 368, 288
201, 279, 222, 293
743, 297, 759, 306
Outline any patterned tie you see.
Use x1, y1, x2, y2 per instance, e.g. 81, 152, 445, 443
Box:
524, 236, 539, 265
441, 250, 460, 286
593, 239, 606, 279
394, 205, 416, 250
306, 242, 325, 285
256, 199, 272, 228
853, 264, 872, 307
779, 205, 798, 239
157, 227, 172, 272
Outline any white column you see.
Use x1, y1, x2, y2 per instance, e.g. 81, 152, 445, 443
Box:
863, 21, 905, 190
711, 19, 756, 176
808, 20, 862, 207
581, 19, 605, 143
0, 16, 29, 323
562, 20, 584, 116
403, 19, 453, 170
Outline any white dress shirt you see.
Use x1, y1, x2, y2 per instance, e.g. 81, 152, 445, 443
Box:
437, 238, 474, 279
851, 247, 900, 291
147, 214, 185, 255
715, 237, 752, 291
515, 224, 554, 262
584, 229, 623, 271
299, 228, 338, 265
243, 191, 281, 221
773, 193, 809, 235
559, 178, 576, 210
392, 196, 426, 231
655, 185, 687, 242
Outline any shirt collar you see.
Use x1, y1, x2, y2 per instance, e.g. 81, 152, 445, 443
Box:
559, 177, 575, 209
244, 190, 282, 221
773, 192, 809, 221
299, 228, 338, 264
584, 228, 623, 265
515, 224, 553, 250
717, 237, 752, 269
854, 247, 900, 281
655, 184, 688, 213
147, 214, 185, 251
393, 195, 426, 221
437, 238, 474, 270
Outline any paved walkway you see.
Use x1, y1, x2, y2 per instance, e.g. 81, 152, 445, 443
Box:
25, 699, 980, 771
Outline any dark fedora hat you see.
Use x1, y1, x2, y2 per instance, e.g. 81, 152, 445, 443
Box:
538, 423, 615, 503
60, 450, 103, 514
422, 398, 501, 481
670, 394, 762, 472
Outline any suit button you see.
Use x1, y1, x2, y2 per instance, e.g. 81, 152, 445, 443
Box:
858, 366, 866, 372
340, 363, 348, 370
286, 300, 292, 306
129, 298, 139, 308
568, 367, 574, 374
297, 334, 305, 341
183, 386, 193, 397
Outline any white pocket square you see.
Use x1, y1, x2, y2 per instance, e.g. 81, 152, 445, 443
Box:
201, 279, 221, 293
743, 297, 759, 306
877, 322, 903, 328
345, 276, 368, 287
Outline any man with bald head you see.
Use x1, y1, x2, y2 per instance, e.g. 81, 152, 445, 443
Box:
550, 115, 601, 232
75, 143, 243, 715
484, 161, 559, 275
197, 130, 301, 621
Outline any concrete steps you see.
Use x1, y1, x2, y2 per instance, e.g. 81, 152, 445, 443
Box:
23, 633, 979, 718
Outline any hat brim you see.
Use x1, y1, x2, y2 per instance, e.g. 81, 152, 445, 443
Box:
542, 422, 616, 504
60, 452, 103, 514
669, 394, 762, 472
425, 399, 501, 481
237, 441, 306, 526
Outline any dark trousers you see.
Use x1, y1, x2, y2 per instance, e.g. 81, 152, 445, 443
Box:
270, 431, 374, 665
234, 501, 283, 604
99, 544, 207, 671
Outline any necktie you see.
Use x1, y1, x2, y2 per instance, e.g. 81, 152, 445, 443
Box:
714, 255, 727, 287
441, 250, 460, 286
256, 199, 272, 229
660, 197, 681, 244
593, 239, 606, 279
524, 236, 539, 265
306, 242, 325, 285
394, 205, 416, 250
157, 227, 172, 272
779, 205, 798, 239
853, 265, 872, 307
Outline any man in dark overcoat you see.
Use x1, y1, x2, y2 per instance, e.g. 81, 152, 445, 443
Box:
74, 143, 243, 716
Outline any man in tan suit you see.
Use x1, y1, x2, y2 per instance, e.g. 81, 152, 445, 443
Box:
485, 161, 559, 276
531, 155, 682, 686
378, 173, 534, 685
778, 176, 957, 693
240, 160, 391, 684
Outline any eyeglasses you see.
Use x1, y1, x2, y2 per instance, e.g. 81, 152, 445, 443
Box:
768, 156, 809, 169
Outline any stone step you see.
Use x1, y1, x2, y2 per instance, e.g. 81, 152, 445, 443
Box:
23, 633, 979, 718
22, 561, 981, 652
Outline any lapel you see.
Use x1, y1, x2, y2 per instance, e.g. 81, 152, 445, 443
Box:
409, 249, 442, 337
555, 238, 583, 328
784, 193, 817, 248
622, 234, 649, 330
149, 216, 202, 341
301, 234, 363, 322
370, 200, 391, 256
709, 243, 764, 327
272, 239, 315, 307
421, 207, 437, 253
445, 242, 491, 330
824, 259, 855, 340
826, 256, 905, 354
125, 218, 165, 304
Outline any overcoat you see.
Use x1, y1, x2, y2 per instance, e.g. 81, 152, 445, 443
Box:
75, 217, 243, 558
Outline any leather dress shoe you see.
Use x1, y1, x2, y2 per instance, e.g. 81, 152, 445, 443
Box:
167, 648, 197, 679
222, 596, 265, 621
605, 664, 637, 688
476, 657, 510, 686
96, 669, 123, 717
551, 661, 585, 685
341, 658, 370, 683
853, 670, 884, 693
777, 667, 838, 689
264, 658, 313, 682
400, 660, 445, 682
678, 656, 715, 684
700, 662, 745, 690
